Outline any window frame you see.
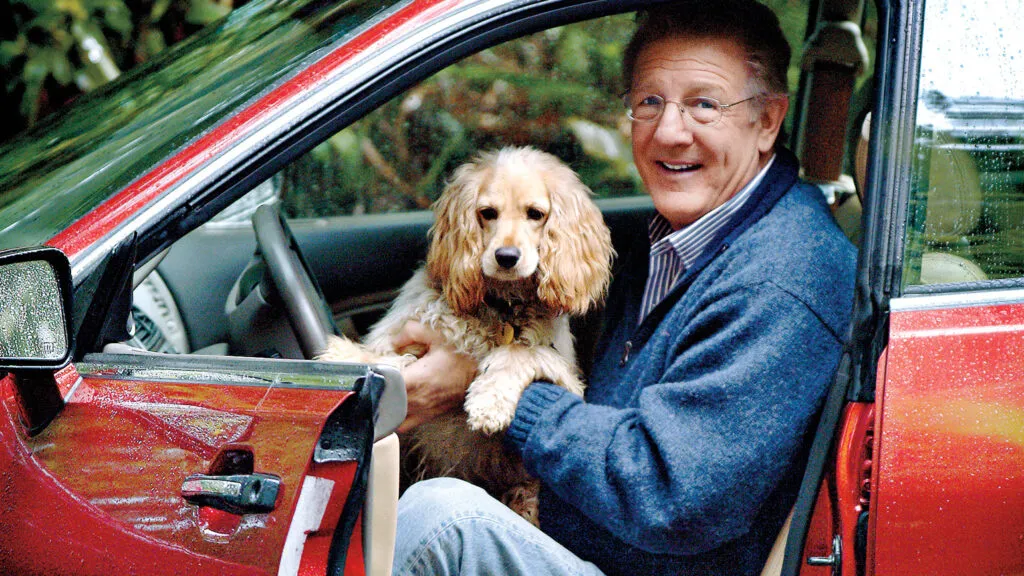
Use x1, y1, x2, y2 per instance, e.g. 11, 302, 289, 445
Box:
898, 0, 1024, 295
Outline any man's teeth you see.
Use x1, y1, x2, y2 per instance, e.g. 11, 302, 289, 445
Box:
660, 161, 698, 171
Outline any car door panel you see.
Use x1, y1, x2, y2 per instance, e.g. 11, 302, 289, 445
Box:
3, 354, 384, 575
1, 377, 264, 576
865, 0, 1024, 572
873, 298, 1024, 575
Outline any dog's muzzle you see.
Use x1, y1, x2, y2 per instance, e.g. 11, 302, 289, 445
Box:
494, 247, 521, 269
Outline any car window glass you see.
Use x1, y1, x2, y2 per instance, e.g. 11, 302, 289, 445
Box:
277, 13, 638, 218
903, 0, 1024, 287
0, 0, 403, 251
277, 3, 813, 219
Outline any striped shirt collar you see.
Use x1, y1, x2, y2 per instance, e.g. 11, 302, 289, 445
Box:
639, 155, 776, 323
649, 154, 776, 264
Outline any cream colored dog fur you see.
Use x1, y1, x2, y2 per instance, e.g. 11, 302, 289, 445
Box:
318, 146, 613, 522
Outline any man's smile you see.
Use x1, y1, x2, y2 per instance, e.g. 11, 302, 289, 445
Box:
657, 161, 702, 172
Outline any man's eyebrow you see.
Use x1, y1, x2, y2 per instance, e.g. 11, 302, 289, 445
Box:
684, 82, 728, 97
629, 80, 729, 97
629, 81, 657, 92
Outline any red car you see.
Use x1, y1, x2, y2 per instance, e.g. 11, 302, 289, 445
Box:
1, 0, 1022, 574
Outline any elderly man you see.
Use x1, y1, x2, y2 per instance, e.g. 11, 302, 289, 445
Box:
391, 1, 856, 575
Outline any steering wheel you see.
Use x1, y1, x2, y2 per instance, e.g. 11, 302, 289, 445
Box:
251, 204, 336, 359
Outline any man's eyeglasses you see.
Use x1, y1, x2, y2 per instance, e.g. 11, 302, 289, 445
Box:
623, 93, 757, 126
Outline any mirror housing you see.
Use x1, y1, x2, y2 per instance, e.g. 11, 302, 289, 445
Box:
0, 247, 74, 436
0, 246, 74, 370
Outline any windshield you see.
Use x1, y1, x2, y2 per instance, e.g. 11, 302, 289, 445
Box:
0, 0, 404, 251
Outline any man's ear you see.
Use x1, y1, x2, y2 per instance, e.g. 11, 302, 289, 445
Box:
757, 95, 790, 154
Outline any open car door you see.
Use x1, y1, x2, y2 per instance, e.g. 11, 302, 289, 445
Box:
1, 247, 402, 576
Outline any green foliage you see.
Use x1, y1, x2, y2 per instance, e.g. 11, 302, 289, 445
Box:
278, 4, 816, 218
1, 0, 818, 219
0, 0, 236, 138
280, 14, 646, 218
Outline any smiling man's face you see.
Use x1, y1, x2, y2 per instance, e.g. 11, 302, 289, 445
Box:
630, 35, 786, 229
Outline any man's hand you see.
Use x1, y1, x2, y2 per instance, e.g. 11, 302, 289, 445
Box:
393, 321, 477, 433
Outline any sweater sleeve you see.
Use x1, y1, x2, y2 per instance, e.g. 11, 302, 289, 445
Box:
505, 280, 844, 555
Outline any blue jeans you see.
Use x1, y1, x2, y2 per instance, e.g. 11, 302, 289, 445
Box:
392, 478, 606, 576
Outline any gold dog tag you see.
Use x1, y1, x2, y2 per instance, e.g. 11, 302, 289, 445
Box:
501, 323, 515, 345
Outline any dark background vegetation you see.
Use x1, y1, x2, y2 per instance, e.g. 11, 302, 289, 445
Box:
0, 0, 240, 142
1, 0, 818, 218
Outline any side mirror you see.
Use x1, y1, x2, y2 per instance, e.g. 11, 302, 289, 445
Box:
0, 247, 74, 436
0, 247, 74, 370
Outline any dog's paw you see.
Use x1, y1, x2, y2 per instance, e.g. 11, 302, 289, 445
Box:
317, 335, 375, 363
463, 367, 527, 434
464, 389, 517, 435
462, 345, 585, 434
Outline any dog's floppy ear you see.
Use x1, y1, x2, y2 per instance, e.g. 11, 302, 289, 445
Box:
426, 158, 489, 315
536, 153, 614, 315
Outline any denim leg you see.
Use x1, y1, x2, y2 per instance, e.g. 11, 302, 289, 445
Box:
392, 478, 605, 576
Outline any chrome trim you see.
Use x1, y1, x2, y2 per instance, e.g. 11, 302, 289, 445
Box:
63, 373, 84, 402
76, 353, 367, 389
71, 0, 521, 279
890, 287, 1024, 312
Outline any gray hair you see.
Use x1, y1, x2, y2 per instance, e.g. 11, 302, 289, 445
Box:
623, 0, 792, 109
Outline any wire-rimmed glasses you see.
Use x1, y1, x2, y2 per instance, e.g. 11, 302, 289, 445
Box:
624, 93, 757, 126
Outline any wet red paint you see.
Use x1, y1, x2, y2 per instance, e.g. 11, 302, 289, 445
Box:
873, 304, 1024, 574
0, 369, 357, 574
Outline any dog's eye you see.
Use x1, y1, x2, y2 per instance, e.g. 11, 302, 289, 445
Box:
479, 207, 498, 221
526, 208, 545, 221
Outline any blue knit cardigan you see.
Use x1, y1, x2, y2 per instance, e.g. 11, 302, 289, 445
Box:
506, 149, 857, 576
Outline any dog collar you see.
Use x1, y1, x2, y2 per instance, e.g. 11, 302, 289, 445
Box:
483, 293, 525, 316
499, 322, 517, 345
484, 293, 525, 344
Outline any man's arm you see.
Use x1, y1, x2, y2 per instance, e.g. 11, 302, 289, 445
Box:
506, 281, 844, 554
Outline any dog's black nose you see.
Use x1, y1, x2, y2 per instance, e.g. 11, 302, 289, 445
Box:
494, 247, 521, 269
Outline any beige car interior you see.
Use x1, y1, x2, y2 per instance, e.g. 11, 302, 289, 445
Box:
837, 112, 987, 284
365, 433, 399, 576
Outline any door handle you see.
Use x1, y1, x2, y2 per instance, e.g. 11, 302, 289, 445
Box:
806, 535, 842, 576
181, 472, 281, 515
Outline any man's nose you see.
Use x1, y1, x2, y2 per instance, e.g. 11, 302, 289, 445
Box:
653, 105, 695, 144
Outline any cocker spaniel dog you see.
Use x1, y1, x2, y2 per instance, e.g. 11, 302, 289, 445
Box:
319, 146, 613, 522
